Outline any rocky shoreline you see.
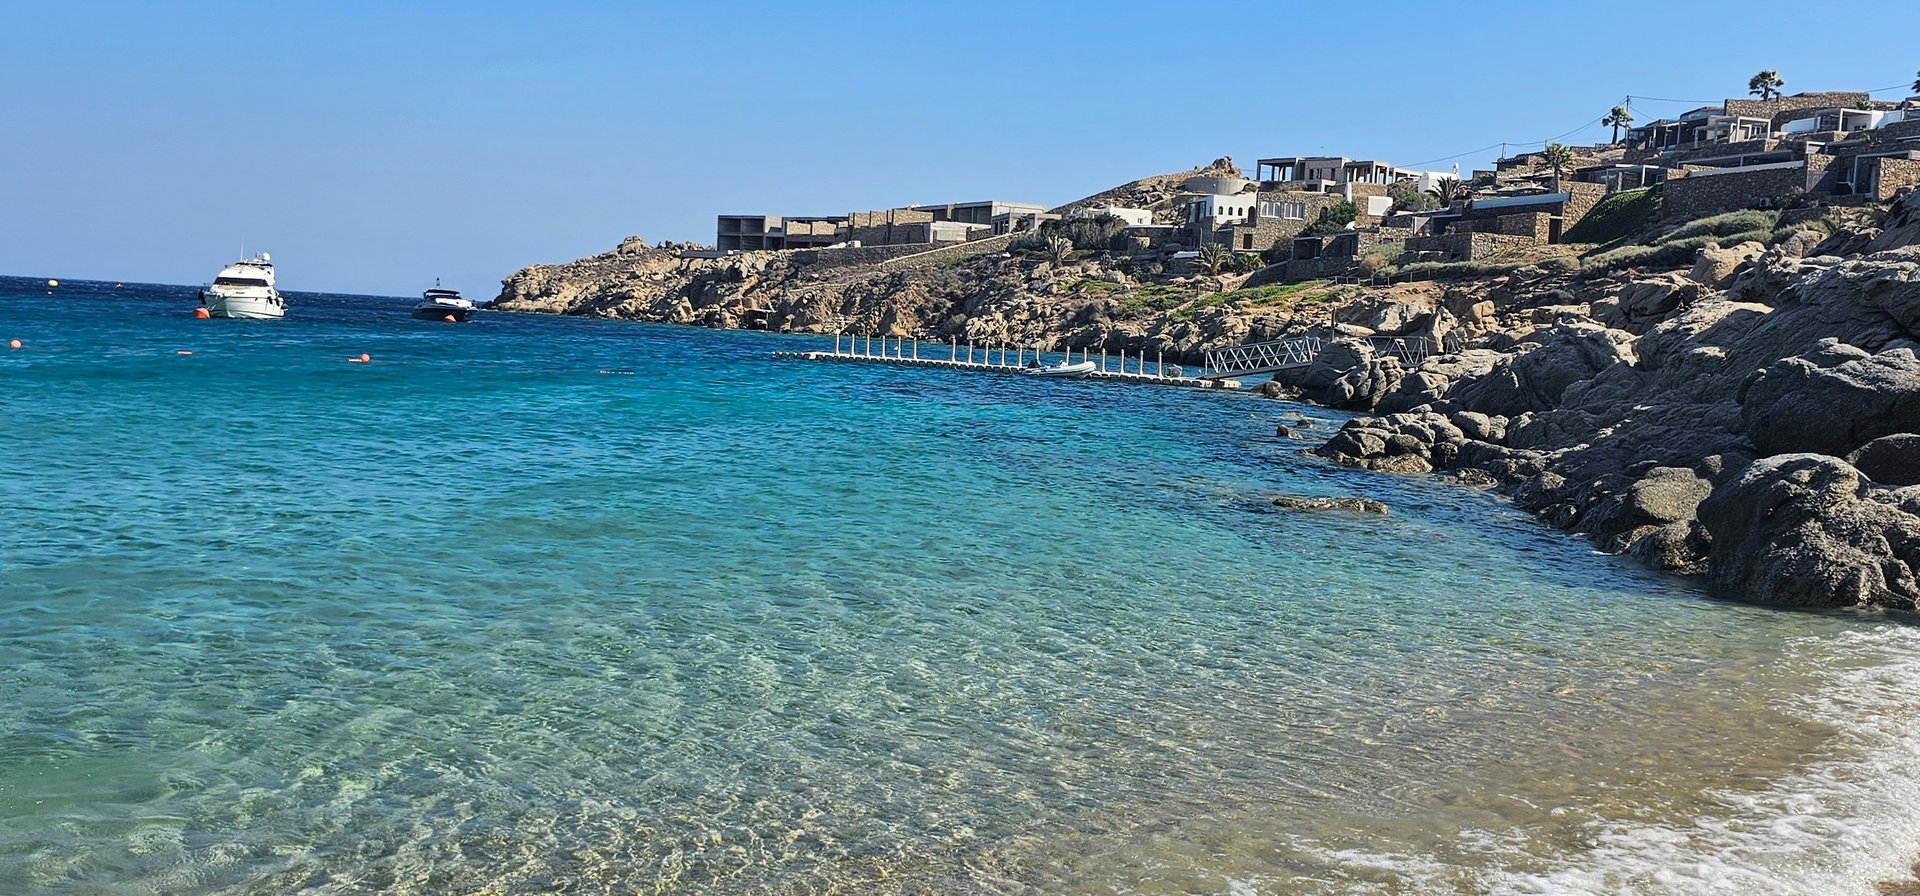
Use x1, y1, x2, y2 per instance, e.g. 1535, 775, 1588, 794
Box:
493, 177, 1920, 612
1308, 190, 1920, 609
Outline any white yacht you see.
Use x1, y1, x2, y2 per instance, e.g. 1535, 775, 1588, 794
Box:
200, 253, 284, 319
412, 281, 476, 321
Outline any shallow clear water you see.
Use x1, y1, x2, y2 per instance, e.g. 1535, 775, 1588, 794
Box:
3, 277, 1919, 895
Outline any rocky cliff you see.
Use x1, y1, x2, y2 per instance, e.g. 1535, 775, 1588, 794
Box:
1312, 190, 1920, 610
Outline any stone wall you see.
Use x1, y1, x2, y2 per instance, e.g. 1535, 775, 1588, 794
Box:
1724, 91, 1869, 128
1878, 158, 1920, 200
1660, 163, 1809, 221
1563, 182, 1607, 229
1879, 119, 1920, 142
871, 233, 1016, 273
847, 209, 936, 246
1284, 256, 1357, 281
791, 243, 943, 270
1403, 232, 1543, 262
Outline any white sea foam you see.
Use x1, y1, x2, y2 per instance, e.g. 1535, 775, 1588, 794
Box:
1249, 625, 1920, 896
1339, 624, 1920, 896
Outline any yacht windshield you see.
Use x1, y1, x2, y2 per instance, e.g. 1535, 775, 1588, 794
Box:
214, 277, 270, 287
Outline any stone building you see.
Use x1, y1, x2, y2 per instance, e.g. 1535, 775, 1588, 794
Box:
908, 200, 1048, 226
715, 214, 848, 251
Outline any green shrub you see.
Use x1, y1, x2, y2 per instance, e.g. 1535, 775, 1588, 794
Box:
1537, 255, 1580, 274
1212, 279, 1332, 308
1563, 187, 1661, 245
1656, 209, 1780, 244
1382, 260, 1527, 281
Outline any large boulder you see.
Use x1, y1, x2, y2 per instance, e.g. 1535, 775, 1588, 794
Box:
1869, 188, 1920, 253
1739, 346, 1920, 457
1448, 328, 1635, 417
1847, 433, 1920, 486
1688, 240, 1765, 288
1698, 454, 1920, 609
1375, 348, 1503, 414
1618, 274, 1702, 322
1294, 339, 1405, 411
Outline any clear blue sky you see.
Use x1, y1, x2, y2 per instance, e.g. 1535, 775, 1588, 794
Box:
4, 0, 1917, 296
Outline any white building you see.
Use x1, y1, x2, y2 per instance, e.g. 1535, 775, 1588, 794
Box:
1070, 205, 1154, 227
1183, 194, 1255, 226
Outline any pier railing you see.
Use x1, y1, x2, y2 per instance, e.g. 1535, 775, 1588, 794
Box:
771, 333, 1228, 389
1200, 335, 1431, 380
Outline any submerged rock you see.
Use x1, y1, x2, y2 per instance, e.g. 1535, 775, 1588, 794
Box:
1270, 495, 1390, 515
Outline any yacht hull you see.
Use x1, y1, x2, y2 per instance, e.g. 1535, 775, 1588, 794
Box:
205, 291, 284, 320
412, 303, 474, 321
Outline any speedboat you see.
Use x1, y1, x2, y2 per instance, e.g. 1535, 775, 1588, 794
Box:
1023, 359, 1097, 379
200, 253, 284, 319
413, 283, 475, 321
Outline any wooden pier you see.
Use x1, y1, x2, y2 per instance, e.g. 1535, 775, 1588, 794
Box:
772, 334, 1241, 389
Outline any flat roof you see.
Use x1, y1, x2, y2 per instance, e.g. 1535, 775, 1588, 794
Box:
908, 199, 1046, 210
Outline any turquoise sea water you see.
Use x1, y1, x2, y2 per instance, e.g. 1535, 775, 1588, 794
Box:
4, 276, 1920, 895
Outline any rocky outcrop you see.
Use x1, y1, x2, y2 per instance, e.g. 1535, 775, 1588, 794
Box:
1311, 240, 1920, 609
1739, 345, 1920, 457
1698, 454, 1920, 610
1286, 339, 1405, 411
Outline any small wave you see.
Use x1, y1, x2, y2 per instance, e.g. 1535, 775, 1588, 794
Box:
1466, 629, 1920, 894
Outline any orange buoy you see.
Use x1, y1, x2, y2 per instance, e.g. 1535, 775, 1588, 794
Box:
348, 352, 371, 364
7, 339, 20, 350
193, 307, 211, 319
444, 314, 456, 323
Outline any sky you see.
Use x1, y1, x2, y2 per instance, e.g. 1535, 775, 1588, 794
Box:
3, 0, 1918, 296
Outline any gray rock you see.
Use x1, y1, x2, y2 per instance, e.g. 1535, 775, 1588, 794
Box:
1847, 433, 1920, 485
1740, 347, 1920, 457
1625, 466, 1714, 526
1699, 453, 1920, 609
1449, 329, 1634, 417
1296, 339, 1405, 411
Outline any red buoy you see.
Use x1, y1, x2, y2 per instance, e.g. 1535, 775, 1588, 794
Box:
7, 339, 20, 350
444, 314, 456, 323
193, 307, 211, 319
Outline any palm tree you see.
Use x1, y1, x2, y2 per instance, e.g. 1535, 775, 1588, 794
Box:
1602, 105, 1634, 143
1540, 143, 1575, 193
1912, 70, 1919, 94
1433, 176, 1462, 202
1043, 235, 1074, 264
1748, 70, 1785, 102
1199, 243, 1231, 276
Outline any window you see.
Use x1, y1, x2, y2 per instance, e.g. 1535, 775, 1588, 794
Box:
214, 276, 270, 287
1283, 202, 1306, 220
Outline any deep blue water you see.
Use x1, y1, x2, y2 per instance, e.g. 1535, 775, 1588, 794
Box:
4, 276, 1920, 895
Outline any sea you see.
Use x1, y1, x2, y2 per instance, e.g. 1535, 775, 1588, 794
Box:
3, 275, 1919, 895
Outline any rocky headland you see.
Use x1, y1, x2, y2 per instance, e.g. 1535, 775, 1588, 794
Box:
492, 164, 1920, 612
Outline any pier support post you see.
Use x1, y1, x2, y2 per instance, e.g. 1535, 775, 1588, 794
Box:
950, 338, 956, 362
1156, 351, 1163, 378
913, 338, 919, 360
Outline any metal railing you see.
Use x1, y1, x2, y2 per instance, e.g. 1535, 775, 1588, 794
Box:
1200, 334, 1432, 379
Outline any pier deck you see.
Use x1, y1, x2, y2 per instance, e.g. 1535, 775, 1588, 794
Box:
772, 336, 1240, 389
